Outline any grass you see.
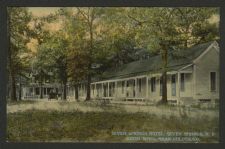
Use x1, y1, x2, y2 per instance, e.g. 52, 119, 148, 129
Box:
7, 109, 219, 143
7, 100, 38, 106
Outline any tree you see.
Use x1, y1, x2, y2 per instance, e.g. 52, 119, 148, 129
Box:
126, 7, 219, 103
35, 31, 70, 100
61, 9, 89, 101
59, 7, 109, 101
30, 7, 218, 103
8, 7, 33, 101
62, 7, 139, 100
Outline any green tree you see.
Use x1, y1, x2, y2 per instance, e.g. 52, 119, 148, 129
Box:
126, 7, 219, 103
8, 7, 33, 101
61, 9, 89, 100
35, 31, 69, 100
59, 7, 109, 101
62, 8, 138, 100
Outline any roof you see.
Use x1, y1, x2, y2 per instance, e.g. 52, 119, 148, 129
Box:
101, 41, 216, 80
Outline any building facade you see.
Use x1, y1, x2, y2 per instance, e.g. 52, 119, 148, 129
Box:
21, 41, 219, 105
79, 41, 220, 105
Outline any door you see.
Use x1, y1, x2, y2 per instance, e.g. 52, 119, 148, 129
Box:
171, 74, 176, 96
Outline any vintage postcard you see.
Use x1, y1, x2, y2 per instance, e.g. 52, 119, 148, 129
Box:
6, 7, 219, 143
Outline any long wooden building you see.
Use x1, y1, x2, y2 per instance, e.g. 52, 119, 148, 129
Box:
21, 41, 219, 105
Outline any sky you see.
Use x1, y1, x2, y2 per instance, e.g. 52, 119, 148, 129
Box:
28, 7, 60, 17
27, 7, 61, 53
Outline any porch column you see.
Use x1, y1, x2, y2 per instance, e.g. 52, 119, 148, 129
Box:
95, 83, 97, 97
135, 78, 138, 98
115, 81, 117, 98
107, 82, 110, 97
146, 76, 149, 99
33, 87, 35, 97
177, 72, 181, 104
101, 83, 104, 97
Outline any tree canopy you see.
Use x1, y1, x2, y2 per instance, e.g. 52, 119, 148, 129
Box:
8, 7, 219, 101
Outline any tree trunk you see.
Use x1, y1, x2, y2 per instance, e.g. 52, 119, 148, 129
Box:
86, 74, 91, 101
8, 11, 16, 102
10, 73, 17, 101
161, 44, 168, 104
161, 71, 167, 103
85, 17, 93, 101
74, 84, 79, 101
38, 73, 44, 99
40, 85, 43, 99
63, 82, 67, 100
8, 41, 17, 101
19, 82, 22, 101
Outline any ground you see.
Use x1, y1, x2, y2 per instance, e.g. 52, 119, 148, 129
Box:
7, 99, 219, 143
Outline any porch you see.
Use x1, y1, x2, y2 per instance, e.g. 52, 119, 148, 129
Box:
88, 69, 193, 104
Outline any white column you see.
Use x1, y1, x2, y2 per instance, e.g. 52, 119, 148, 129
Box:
33, 87, 35, 97
135, 78, 138, 98
94, 83, 97, 97
102, 83, 104, 97
115, 81, 117, 98
177, 72, 181, 104
146, 76, 149, 99
107, 82, 110, 97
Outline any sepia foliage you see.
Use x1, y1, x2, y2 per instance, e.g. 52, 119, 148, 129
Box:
8, 7, 219, 102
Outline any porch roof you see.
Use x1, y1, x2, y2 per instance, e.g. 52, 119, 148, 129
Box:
100, 41, 214, 81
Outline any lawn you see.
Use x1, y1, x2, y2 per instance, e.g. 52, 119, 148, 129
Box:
7, 106, 219, 143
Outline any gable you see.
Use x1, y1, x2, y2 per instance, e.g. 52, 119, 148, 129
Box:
101, 41, 217, 80
193, 41, 219, 64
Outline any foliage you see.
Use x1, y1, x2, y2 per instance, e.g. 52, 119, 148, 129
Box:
8, 7, 219, 101
8, 7, 33, 76
8, 7, 34, 101
124, 7, 219, 103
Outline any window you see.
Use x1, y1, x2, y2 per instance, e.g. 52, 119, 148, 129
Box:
122, 81, 125, 93
151, 77, 156, 92
180, 73, 185, 92
139, 79, 142, 92
210, 72, 216, 91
